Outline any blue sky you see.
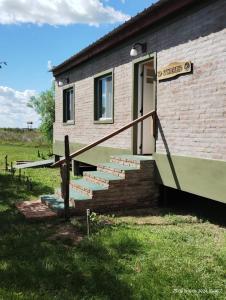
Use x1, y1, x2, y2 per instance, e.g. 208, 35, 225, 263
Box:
0, 0, 156, 127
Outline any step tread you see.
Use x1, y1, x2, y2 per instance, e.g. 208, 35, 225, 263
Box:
41, 195, 73, 210
71, 178, 108, 191
99, 162, 139, 171
84, 171, 123, 181
70, 188, 92, 200
111, 155, 153, 162
56, 188, 92, 201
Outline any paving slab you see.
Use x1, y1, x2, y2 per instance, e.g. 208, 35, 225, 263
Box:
16, 200, 57, 219
14, 159, 54, 169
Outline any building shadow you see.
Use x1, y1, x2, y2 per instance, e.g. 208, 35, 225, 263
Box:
157, 117, 181, 190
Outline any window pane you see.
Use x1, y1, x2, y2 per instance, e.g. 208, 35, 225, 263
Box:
105, 76, 112, 118
63, 88, 74, 122
96, 75, 112, 120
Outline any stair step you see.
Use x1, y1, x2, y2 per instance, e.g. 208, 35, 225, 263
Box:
40, 195, 73, 213
112, 155, 153, 162
56, 188, 92, 201
98, 162, 139, 177
111, 155, 154, 167
71, 178, 108, 195
70, 188, 92, 201
84, 170, 123, 184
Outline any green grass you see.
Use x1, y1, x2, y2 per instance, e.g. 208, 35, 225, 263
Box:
0, 143, 225, 299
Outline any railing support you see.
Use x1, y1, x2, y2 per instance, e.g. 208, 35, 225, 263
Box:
5, 155, 8, 171
60, 135, 70, 220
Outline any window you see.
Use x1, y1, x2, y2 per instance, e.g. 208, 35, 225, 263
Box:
63, 87, 74, 123
94, 73, 113, 122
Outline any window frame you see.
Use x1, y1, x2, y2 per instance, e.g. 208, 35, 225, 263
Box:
94, 69, 114, 124
62, 85, 75, 125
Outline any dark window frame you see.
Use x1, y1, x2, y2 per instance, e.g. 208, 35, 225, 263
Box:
94, 70, 114, 124
63, 86, 75, 125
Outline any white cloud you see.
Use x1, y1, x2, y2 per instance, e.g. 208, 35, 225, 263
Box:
0, 0, 130, 26
47, 60, 53, 71
0, 86, 40, 128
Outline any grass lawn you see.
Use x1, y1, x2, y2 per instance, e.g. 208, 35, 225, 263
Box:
0, 143, 225, 299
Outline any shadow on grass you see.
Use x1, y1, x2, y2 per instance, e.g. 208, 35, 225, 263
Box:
161, 187, 226, 228
113, 187, 226, 228
0, 173, 54, 204
0, 172, 138, 299
0, 218, 137, 299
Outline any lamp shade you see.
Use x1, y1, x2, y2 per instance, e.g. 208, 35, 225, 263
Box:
130, 47, 138, 57
57, 80, 64, 87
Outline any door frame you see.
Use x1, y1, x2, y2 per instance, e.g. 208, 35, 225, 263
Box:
131, 52, 157, 155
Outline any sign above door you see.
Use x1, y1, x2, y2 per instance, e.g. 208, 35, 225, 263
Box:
157, 61, 192, 81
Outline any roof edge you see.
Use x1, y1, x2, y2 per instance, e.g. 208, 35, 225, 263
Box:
52, 0, 199, 76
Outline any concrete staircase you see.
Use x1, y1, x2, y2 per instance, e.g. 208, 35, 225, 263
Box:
41, 155, 159, 216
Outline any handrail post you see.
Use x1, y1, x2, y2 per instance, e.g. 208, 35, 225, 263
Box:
61, 135, 70, 220
153, 111, 157, 138
5, 155, 8, 171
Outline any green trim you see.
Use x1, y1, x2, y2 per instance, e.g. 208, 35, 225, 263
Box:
53, 140, 132, 166
131, 52, 157, 154
93, 68, 114, 124
154, 153, 226, 204
62, 84, 75, 124
94, 119, 114, 124
93, 68, 114, 79
132, 53, 156, 65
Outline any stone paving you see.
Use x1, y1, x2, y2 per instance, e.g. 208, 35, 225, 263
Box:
16, 200, 57, 219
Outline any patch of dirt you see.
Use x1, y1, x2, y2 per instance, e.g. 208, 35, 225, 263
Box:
16, 200, 57, 219
48, 223, 84, 245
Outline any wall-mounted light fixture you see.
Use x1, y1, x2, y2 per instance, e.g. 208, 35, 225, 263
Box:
130, 42, 147, 57
57, 77, 70, 87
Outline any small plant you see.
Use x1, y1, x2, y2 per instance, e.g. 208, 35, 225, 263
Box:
88, 212, 116, 234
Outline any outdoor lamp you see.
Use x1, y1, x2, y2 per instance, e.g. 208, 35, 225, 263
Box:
130, 42, 147, 57
57, 77, 70, 87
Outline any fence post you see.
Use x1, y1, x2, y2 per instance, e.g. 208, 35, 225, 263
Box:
5, 155, 8, 171
10, 162, 13, 175
61, 135, 70, 220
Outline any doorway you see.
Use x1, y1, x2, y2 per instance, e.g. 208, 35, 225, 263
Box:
135, 58, 156, 155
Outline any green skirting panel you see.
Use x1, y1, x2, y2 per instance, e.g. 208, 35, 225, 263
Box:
53, 140, 132, 166
154, 153, 226, 204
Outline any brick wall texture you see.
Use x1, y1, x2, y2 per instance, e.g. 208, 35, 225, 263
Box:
54, 0, 226, 161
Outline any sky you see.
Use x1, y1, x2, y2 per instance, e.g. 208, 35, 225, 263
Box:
0, 0, 157, 128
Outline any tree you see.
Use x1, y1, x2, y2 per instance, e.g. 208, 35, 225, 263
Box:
28, 84, 55, 142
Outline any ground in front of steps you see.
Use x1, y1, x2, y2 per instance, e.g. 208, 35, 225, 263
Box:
16, 200, 57, 219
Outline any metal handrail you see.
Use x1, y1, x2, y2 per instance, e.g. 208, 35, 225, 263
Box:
52, 110, 156, 167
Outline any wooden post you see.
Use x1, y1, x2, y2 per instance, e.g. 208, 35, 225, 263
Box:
61, 135, 70, 220
5, 155, 8, 171
10, 162, 13, 175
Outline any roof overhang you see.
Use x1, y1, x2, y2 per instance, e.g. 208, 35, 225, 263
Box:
52, 0, 204, 76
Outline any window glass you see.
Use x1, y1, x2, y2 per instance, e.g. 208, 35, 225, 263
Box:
63, 88, 74, 122
95, 74, 113, 121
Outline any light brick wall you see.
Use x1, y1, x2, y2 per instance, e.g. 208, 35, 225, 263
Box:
54, 48, 134, 150
54, 0, 226, 160
155, 1, 226, 161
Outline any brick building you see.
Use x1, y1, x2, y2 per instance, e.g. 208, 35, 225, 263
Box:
51, 0, 226, 205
